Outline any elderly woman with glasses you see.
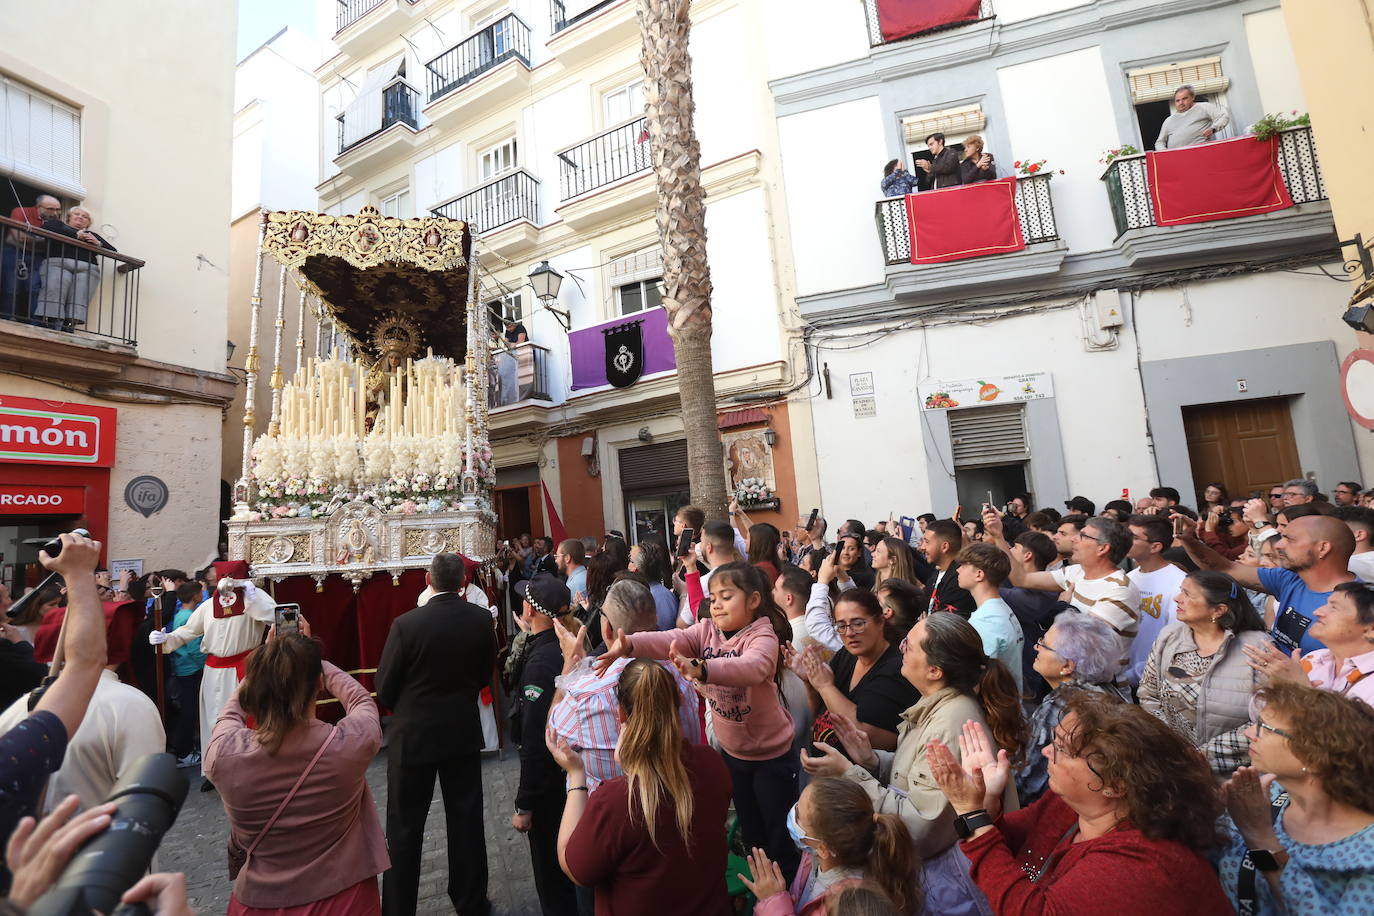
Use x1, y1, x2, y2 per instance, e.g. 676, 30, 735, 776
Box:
1138, 570, 1269, 777
1217, 683, 1374, 915
1015, 611, 1127, 806
930, 693, 1231, 914
36, 206, 116, 332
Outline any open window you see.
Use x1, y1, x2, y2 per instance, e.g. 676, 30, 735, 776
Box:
607, 246, 664, 317
901, 103, 986, 190
1127, 57, 1231, 149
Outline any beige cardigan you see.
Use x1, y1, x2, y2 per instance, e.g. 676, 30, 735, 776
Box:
845, 686, 1020, 859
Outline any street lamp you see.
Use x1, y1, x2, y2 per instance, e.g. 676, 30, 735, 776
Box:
528, 260, 570, 330
226, 339, 237, 362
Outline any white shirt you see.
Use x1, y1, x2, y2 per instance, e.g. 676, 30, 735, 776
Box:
0, 669, 164, 812
1125, 563, 1186, 685
1050, 565, 1141, 663
1350, 551, 1374, 582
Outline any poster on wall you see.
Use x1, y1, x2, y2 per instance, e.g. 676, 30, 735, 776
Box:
721, 428, 779, 511
918, 371, 1053, 411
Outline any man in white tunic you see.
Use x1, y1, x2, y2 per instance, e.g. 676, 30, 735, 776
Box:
149, 560, 273, 785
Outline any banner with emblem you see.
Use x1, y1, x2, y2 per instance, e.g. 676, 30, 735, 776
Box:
569, 306, 676, 390
603, 320, 645, 388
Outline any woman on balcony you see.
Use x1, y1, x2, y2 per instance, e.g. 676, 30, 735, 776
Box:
959, 136, 997, 184
36, 206, 116, 333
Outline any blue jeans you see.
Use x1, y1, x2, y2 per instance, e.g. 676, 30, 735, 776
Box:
0, 246, 41, 320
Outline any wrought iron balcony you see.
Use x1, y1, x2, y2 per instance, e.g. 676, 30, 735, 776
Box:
874, 174, 1058, 265
1102, 125, 1327, 238
432, 169, 541, 232
336, 0, 385, 31
337, 79, 419, 154
0, 214, 143, 345
862, 0, 994, 46
556, 116, 652, 200
550, 0, 618, 33
425, 14, 531, 103
490, 342, 551, 406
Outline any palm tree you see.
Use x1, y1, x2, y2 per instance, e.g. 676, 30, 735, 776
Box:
637, 0, 729, 522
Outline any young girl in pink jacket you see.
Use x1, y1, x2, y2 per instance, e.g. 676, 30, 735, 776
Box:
598, 561, 799, 878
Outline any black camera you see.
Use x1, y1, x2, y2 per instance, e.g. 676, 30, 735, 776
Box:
9, 528, 92, 621
1217, 509, 1234, 528
27, 754, 189, 916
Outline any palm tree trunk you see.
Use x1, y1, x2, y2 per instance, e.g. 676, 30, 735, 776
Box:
638, 0, 729, 522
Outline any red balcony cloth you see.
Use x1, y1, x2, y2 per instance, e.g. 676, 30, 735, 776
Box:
1146, 136, 1293, 226
875, 0, 981, 42
905, 176, 1025, 265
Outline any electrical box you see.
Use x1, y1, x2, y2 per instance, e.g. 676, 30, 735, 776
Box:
1093, 289, 1124, 329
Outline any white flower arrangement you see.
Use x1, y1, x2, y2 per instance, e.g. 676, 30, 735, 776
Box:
735, 477, 775, 507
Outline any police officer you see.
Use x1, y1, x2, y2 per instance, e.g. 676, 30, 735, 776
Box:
510, 574, 578, 916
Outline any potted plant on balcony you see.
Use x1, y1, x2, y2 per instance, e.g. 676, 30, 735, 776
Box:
1251, 110, 1311, 141
1099, 144, 1141, 165
1013, 159, 1065, 178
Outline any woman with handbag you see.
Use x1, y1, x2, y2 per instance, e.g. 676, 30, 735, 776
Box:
205, 628, 388, 915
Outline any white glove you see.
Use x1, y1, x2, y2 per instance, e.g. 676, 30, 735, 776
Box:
241, 581, 259, 602
148, 628, 170, 646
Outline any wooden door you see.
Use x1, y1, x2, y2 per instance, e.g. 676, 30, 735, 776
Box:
1182, 398, 1301, 502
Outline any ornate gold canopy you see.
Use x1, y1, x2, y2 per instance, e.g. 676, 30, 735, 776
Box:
260, 206, 473, 361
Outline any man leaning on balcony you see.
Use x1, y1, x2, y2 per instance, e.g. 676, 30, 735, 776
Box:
1155, 85, 1231, 150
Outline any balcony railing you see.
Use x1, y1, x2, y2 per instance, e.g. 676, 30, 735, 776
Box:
425, 14, 531, 103
432, 169, 541, 232
490, 342, 551, 406
336, 0, 385, 31
557, 116, 652, 200
1102, 125, 1327, 237
862, 0, 994, 46
337, 79, 419, 154
0, 215, 143, 345
874, 174, 1059, 265
550, 0, 618, 33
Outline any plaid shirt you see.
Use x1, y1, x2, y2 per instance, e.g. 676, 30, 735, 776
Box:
546, 656, 700, 793
1016, 680, 1127, 805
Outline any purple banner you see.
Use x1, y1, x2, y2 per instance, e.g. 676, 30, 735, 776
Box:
569, 306, 676, 390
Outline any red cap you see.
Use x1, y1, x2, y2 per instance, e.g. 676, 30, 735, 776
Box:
214, 560, 250, 579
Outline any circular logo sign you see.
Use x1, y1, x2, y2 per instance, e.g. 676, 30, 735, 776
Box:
124, 476, 169, 519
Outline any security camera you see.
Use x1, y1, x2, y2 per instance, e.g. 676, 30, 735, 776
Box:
1344, 304, 1374, 333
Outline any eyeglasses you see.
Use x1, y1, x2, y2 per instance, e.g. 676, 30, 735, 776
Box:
1034, 637, 1057, 654
1252, 717, 1293, 741
1076, 530, 1106, 544
834, 618, 872, 635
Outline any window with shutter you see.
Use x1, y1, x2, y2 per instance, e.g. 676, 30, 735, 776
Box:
901, 104, 986, 147
618, 440, 689, 492
1127, 58, 1228, 105
0, 76, 84, 198
948, 405, 1028, 468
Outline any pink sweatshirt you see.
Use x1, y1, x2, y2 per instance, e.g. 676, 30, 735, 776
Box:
630, 616, 793, 760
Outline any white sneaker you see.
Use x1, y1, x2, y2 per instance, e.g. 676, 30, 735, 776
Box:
175, 751, 202, 768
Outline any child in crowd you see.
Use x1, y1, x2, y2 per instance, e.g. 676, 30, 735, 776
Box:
598, 560, 800, 880
955, 543, 1026, 694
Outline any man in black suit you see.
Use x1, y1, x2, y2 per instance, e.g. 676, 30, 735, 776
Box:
378, 553, 497, 916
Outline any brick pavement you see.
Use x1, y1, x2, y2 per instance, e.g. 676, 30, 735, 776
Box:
159, 749, 542, 915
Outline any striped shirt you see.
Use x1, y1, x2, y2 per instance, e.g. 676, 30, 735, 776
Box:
1050, 565, 1141, 662
547, 656, 700, 793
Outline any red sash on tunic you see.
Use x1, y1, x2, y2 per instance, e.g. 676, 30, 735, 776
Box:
206, 649, 254, 680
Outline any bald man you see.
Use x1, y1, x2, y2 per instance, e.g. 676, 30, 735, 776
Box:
1176, 514, 1356, 654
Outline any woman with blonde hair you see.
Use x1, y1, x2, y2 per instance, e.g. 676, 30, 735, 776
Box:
959, 136, 996, 184
550, 658, 733, 913
872, 537, 920, 589
206, 629, 387, 914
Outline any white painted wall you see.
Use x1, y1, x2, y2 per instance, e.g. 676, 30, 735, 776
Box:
776, 96, 888, 296
704, 187, 785, 372
997, 47, 1121, 253
525, 82, 595, 224
760, 0, 870, 82
233, 29, 322, 216
1243, 8, 1308, 119
692, 6, 762, 165
414, 140, 467, 209
996, 0, 1093, 24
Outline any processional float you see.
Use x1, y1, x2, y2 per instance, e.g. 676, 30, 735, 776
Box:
226, 206, 496, 589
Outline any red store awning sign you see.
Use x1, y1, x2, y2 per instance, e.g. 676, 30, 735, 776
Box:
0, 395, 116, 467
0, 484, 85, 515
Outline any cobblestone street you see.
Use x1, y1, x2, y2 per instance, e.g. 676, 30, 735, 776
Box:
161, 750, 540, 915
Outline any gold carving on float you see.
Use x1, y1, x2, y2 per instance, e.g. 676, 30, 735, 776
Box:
261, 206, 469, 273
250, 534, 310, 565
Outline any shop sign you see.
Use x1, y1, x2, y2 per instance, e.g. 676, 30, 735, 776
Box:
918, 372, 1053, 411
0, 396, 117, 466
0, 484, 85, 514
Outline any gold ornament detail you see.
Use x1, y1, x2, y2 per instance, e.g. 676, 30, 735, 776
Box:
372, 313, 423, 366
261, 206, 468, 273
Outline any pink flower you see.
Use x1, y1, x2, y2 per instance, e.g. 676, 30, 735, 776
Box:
400, 500, 418, 516
1291, 109, 1298, 114
1013, 160, 1021, 168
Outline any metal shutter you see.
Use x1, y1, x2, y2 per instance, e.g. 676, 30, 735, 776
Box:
1128, 58, 1229, 104
619, 439, 689, 492
949, 405, 1027, 468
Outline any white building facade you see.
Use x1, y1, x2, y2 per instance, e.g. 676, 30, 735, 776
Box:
310, 0, 815, 542
769, 0, 1369, 518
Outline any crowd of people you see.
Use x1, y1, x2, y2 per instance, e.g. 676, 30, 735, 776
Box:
2, 468, 1373, 914
880, 83, 1233, 199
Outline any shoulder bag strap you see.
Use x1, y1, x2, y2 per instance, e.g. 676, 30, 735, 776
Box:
243, 728, 335, 860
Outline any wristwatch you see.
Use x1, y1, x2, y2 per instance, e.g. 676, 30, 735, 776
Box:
1246, 848, 1288, 872
953, 809, 994, 839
